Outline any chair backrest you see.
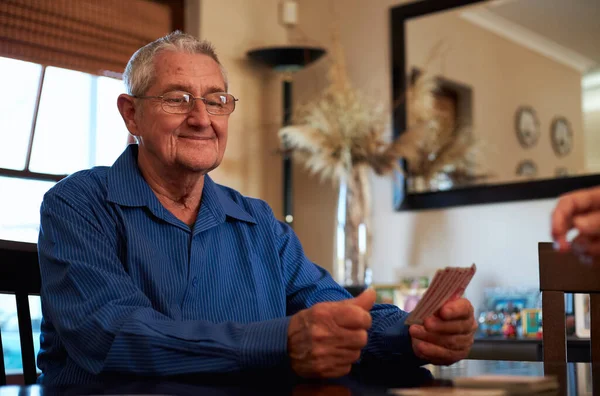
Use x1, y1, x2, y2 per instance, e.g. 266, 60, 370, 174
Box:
538, 242, 600, 392
0, 240, 41, 386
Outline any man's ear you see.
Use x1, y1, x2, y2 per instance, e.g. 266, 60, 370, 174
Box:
117, 94, 140, 136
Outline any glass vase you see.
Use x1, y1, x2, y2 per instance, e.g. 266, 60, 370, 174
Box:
333, 166, 372, 288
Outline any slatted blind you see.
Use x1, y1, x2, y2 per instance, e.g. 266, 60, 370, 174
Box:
0, 0, 173, 76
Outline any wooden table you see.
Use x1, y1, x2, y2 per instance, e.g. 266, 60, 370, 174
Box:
0, 360, 589, 395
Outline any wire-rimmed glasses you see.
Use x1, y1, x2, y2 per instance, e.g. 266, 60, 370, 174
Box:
134, 91, 238, 115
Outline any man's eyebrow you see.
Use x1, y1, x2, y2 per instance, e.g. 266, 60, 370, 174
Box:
203, 85, 227, 94
162, 84, 226, 95
162, 84, 193, 93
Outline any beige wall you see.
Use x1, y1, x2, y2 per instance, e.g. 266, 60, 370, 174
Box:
406, 8, 585, 182
585, 109, 600, 172
292, 0, 565, 310
190, 0, 571, 310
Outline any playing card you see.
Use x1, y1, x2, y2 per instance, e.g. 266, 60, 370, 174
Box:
411, 267, 462, 323
413, 268, 458, 321
405, 264, 476, 325
418, 268, 463, 320
407, 268, 447, 320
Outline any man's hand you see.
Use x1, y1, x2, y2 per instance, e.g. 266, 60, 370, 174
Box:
552, 186, 600, 260
287, 288, 376, 378
409, 298, 477, 365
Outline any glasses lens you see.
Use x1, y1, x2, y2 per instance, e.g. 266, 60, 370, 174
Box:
204, 93, 235, 115
161, 91, 192, 114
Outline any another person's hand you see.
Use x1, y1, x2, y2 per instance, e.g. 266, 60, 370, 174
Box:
409, 297, 477, 365
287, 288, 376, 378
552, 186, 600, 259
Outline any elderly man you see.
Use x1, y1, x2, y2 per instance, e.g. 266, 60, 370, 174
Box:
37, 31, 477, 385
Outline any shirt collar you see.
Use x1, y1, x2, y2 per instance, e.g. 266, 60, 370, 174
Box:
107, 145, 256, 224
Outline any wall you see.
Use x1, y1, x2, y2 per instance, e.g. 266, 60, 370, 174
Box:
291, 0, 565, 310
405, 9, 585, 183
585, 110, 600, 172
584, 79, 600, 172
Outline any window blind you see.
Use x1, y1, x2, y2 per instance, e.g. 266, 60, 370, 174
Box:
0, 0, 173, 76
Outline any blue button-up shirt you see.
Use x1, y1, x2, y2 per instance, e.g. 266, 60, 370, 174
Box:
37, 145, 418, 385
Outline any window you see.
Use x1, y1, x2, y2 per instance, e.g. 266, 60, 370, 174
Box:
0, 0, 181, 380
0, 57, 128, 373
0, 57, 129, 244
0, 295, 41, 376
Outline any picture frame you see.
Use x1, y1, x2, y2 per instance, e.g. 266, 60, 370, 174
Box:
483, 287, 541, 313
575, 294, 590, 338
372, 284, 400, 305
576, 362, 592, 395
372, 276, 430, 312
521, 308, 542, 337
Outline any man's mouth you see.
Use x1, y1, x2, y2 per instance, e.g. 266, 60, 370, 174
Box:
179, 135, 214, 141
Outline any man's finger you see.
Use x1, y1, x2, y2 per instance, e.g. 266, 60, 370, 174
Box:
423, 316, 476, 335
411, 326, 474, 350
329, 347, 363, 363
574, 213, 600, 236
552, 187, 600, 242
413, 339, 465, 365
571, 234, 600, 259
437, 298, 474, 321
333, 328, 369, 349
331, 304, 372, 329
347, 288, 376, 312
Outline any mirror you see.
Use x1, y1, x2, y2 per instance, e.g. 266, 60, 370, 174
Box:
391, 0, 600, 209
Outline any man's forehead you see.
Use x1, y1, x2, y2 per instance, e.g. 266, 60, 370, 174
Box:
152, 52, 225, 91
155, 52, 219, 72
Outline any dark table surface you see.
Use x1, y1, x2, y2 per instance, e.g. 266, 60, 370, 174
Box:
0, 360, 590, 395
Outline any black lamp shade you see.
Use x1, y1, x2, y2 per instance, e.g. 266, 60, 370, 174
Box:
247, 46, 326, 72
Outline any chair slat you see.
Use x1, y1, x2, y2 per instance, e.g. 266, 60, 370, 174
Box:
539, 242, 600, 393
542, 290, 567, 366
0, 325, 6, 385
591, 294, 600, 392
0, 240, 40, 385
15, 293, 37, 385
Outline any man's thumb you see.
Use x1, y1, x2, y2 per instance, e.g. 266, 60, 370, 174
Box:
349, 288, 377, 311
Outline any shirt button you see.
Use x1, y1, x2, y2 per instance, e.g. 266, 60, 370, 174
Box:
192, 277, 198, 287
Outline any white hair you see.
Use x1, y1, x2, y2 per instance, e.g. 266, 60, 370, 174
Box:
123, 30, 228, 96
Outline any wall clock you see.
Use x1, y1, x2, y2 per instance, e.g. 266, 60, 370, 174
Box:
515, 106, 540, 149
550, 117, 573, 157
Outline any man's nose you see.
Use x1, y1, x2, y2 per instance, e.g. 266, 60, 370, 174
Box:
187, 98, 211, 127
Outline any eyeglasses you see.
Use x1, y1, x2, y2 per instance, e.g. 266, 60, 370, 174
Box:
133, 91, 238, 115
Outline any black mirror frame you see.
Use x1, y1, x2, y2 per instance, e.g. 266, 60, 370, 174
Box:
390, 0, 600, 211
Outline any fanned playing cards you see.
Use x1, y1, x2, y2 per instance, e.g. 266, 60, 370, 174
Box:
405, 264, 477, 325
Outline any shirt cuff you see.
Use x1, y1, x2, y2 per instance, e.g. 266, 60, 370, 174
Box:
239, 316, 291, 370
368, 315, 429, 366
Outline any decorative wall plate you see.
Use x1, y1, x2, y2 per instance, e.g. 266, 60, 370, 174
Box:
555, 167, 569, 177
550, 116, 573, 157
516, 160, 537, 177
515, 106, 540, 149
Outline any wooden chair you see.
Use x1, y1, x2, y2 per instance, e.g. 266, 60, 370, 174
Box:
538, 242, 600, 393
0, 240, 41, 385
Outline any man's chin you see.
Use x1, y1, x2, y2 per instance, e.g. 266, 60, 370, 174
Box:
177, 158, 221, 174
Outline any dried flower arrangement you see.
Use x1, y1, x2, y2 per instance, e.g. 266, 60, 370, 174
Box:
279, 38, 488, 193
278, 36, 488, 284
